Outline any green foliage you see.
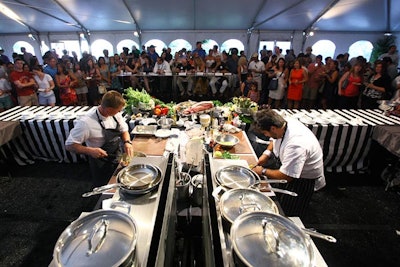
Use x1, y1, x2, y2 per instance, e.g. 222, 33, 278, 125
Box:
370, 35, 397, 63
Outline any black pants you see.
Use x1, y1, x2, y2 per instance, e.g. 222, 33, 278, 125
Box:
275, 178, 316, 217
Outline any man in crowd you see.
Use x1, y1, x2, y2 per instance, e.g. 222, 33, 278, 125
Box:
252, 109, 325, 216
248, 52, 265, 92
192, 41, 206, 60
65, 91, 133, 186
302, 54, 325, 109
43, 56, 60, 104
0, 48, 10, 64
9, 58, 38, 106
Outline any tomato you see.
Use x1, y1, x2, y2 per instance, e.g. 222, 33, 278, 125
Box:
154, 108, 161, 116
160, 107, 169, 115
155, 104, 161, 109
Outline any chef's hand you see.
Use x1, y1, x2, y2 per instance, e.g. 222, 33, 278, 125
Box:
251, 165, 264, 176
124, 143, 134, 157
89, 147, 108, 159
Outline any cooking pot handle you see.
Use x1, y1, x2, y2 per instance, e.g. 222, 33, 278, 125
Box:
301, 228, 337, 243
110, 201, 131, 214
212, 185, 227, 201
82, 184, 120, 197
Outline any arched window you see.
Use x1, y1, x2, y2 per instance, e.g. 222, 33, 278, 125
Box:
91, 39, 113, 60
312, 40, 336, 60
169, 39, 192, 55
13, 41, 35, 55
116, 39, 140, 55
348, 40, 373, 61
144, 39, 167, 56
220, 39, 244, 55
202, 39, 218, 54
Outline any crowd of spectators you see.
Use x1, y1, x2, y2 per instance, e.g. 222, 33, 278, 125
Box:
0, 43, 399, 112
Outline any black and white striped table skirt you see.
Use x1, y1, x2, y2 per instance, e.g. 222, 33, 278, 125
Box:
0, 106, 96, 165
277, 109, 400, 173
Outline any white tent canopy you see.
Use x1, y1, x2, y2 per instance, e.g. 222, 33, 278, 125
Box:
0, 0, 399, 34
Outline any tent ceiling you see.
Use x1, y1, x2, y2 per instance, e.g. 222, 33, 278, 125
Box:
0, 0, 399, 35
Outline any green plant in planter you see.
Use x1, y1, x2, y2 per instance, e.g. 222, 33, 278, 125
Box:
370, 35, 397, 63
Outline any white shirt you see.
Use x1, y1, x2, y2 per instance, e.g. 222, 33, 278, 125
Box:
34, 73, 54, 97
248, 60, 265, 78
153, 60, 172, 74
65, 107, 128, 148
0, 78, 12, 98
273, 119, 324, 181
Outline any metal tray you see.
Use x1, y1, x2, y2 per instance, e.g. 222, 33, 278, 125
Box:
131, 125, 157, 135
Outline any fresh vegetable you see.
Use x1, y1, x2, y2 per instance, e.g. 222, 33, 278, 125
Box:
124, 87, 152, 107
222, 151, 239, 159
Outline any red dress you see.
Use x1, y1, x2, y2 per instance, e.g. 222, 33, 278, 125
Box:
287, 68, 304, 101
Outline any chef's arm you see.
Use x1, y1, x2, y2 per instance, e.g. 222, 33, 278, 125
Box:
257, 142, 273, 165
252, 165, 294, 182
66, 143, 107, 158
121, 131, 134, 157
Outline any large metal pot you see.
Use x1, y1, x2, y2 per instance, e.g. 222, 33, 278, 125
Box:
53, 208, 137, 267
82, 164, 162, 197
230, 211, 315, 267
219, 188, 279, 232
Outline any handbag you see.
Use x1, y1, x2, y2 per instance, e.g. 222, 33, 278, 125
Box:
341, 74, 349, 89
98, 84, 108, 94
268, 72, 283, 91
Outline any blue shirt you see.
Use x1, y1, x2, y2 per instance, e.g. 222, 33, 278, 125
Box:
43, 65, 57, 81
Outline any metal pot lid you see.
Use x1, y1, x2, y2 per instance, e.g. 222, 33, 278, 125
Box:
220, 188, 279, 224
117, 164, 161, 190
215, 165, 258, 189
53, 209, 137, 267
230, 211, 314, 267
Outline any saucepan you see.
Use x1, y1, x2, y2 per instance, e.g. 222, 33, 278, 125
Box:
53, 202, 137, 267
219, 188, 279, 232
82, 164, 162, 197
230, 211, 336, 267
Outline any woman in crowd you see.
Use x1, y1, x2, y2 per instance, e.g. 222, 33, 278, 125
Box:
108, 56, 122, 92
361, 60, 391, 109
55, 63, 78, 106
98, 56, 110, 96
32, 65, 56, 106
141, 55, 153, 93
320, 59, 339, 109
287, 59, 307, 109
84, 58, 101, 105
338, 62, 363, 109
72, 63, 88, 105
237, 56, 248, 84
0, 70, 14, 111
267, 58, 288, 108
204, 49, 215, 73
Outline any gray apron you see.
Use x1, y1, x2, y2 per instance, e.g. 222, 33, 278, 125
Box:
88, 110, 122, 186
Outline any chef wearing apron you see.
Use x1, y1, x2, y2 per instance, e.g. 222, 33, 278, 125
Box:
65, 91, 133, 186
